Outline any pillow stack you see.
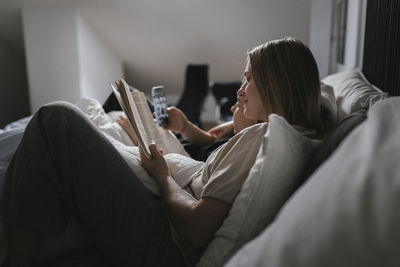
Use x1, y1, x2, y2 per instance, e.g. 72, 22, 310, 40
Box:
322, 68, 387, 121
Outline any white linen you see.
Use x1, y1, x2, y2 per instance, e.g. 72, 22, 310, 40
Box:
75, 98, 134, 146
225, 97, 400, 267
0, 115, 32, 134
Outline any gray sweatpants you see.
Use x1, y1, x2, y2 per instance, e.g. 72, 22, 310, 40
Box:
0, 102, 185, 267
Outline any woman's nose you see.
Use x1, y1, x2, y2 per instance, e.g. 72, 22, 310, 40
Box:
237, 85, 245, 97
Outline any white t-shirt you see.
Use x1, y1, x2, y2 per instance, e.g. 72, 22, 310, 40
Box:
165, 122, 268, 203
165, 123, 269, 266
191, 123, 268, 203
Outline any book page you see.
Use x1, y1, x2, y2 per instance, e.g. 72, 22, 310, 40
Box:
130, 89, 168, 153
110, 83, 138, 146
110, 83, 128, 115
116, 80, 151, 156
158, 128, 190, 157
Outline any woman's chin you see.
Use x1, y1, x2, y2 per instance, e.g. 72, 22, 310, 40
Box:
243, 110, 255, 121
244, 109, 268, 122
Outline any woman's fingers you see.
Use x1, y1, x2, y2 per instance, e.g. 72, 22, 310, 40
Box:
148, 143, 163, 157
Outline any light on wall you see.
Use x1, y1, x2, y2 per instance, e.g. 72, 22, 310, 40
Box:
335, 0, 348, 64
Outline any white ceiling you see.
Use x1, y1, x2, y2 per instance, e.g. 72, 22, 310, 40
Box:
0, 0, 312, 94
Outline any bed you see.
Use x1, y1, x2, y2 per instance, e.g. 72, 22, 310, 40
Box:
1, 1, 399, 264
0, 66, 395, 267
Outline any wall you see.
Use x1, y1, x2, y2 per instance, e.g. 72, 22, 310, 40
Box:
0, 41, 30, 128
20, 1, 312, 122
77, 14, 124, 103
82, 0, 312, 96
22, 7, 123, 113
309, 0, 333, 78
309, 0, 367, 78
23, 8, 81, 112
22, 8, 80, 112
80, 0, 312, 122
336, 0, 367, 72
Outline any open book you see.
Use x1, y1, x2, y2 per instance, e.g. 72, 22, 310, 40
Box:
110, 79, 188, 157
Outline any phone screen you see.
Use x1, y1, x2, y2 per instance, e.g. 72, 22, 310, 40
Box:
152, 86, 169, 127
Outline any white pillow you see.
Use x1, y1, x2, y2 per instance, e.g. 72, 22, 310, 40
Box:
197, 114, 320, 267
75, 98, 134, 146
320, 82, 338, 125
225, 97, 400, 267
322, 68, 387, 121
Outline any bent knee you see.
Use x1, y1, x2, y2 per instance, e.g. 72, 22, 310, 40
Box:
42, 101, 78, 111
37, 101, 84, 125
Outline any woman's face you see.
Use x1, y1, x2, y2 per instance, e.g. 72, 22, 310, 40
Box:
237, 62, 268, 122
230, 100, 257, 134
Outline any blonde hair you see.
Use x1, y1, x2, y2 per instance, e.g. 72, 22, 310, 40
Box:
248, 37, 323, 134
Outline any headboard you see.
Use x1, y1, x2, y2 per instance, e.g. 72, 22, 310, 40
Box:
362, 0, 400, 96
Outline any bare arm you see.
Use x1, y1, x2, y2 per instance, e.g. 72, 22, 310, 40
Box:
164, 107, 216, 146
140, 144, 230, 247
180, 121, 216, 146
208, 121, 234, 140
117, 115, 138, 145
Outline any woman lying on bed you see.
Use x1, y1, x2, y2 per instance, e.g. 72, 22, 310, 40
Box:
1, 37, 326, 267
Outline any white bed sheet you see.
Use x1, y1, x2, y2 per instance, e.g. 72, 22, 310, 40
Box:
0, 119, 31, 264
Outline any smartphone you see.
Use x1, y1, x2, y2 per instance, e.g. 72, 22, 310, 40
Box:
152, 85, 169, 127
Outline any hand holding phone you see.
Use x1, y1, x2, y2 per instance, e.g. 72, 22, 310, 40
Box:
152, 86, 169, 127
